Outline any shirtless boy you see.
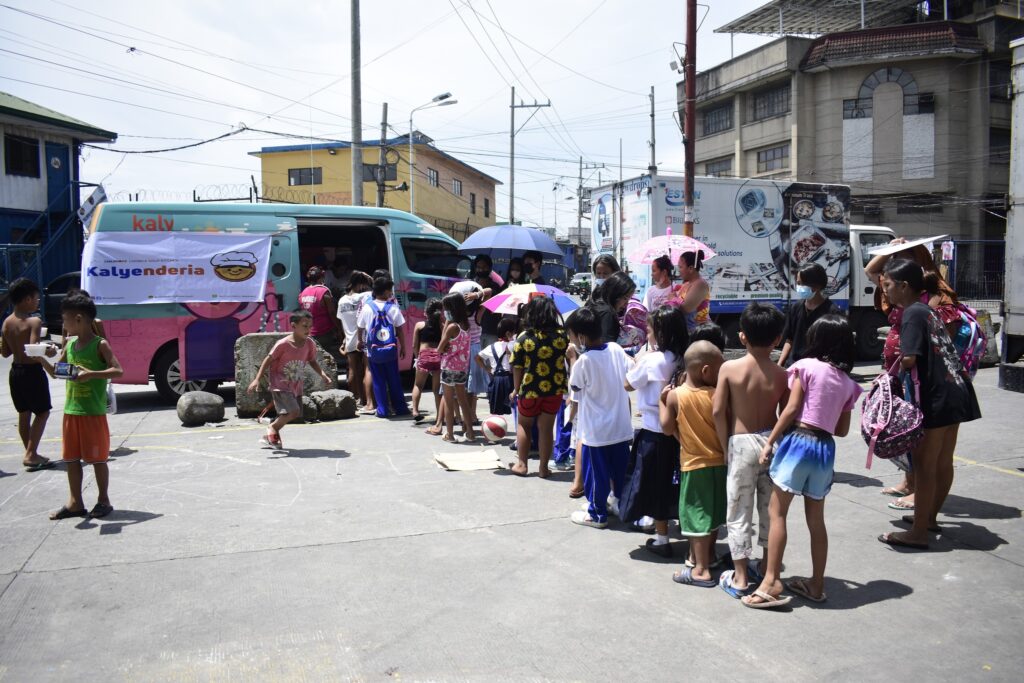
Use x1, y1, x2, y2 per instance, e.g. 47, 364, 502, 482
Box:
1, 278, 55, 471
712, 303, 788, 598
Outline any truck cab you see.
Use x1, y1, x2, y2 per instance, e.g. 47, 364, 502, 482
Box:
848, 225, 896, 359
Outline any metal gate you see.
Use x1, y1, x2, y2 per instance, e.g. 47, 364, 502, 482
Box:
0, 244, 42, 310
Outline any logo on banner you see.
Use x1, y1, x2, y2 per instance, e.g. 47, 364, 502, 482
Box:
211, 251, 259, 283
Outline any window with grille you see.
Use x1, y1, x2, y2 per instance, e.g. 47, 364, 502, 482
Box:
362, 163, 397, 182
4, 134, 40, 177
756, 144, 789, 173
700, 103, 733, 136
990, 61, 1011, 100
843, 98, 873, 119
704, 157, 732, 177
751, 83, 790, 121
288, 167, 322, 186
452, 178, 463, 196
427, 168, 439, 187
903, 93, 934, 115
470, 192, 476, 214
484, 197, 490, 218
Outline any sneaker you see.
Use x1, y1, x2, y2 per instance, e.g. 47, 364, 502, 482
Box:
571, 510, 608, 529
606, 496, 620, 519
551, 459, 574, 472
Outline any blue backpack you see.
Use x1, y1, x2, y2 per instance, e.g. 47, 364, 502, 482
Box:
951, 304, 986, 378
366, 300, 398, 362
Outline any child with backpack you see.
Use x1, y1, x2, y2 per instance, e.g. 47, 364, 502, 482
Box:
877, 259, 981, 551
436, 292, 477, 442
357, 277, 410, 419
476, 317, 516, 415
742, 315, 862, 609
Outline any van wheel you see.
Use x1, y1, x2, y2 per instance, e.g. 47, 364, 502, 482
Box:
855, 310, 887, 361
153, 346, 218, 404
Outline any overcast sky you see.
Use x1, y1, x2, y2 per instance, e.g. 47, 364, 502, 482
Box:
0, 0, 770, 233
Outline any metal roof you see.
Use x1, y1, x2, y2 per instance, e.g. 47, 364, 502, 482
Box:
0, 91, 117, 142
250, 131, 502, 186
716, 1, 925, 36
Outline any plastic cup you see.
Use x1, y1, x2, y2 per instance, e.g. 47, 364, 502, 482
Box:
40, 326, 48, 338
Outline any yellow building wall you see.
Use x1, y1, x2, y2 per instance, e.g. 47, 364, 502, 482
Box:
255, 145, 497, 240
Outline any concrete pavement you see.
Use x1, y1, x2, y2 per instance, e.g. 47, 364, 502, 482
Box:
0, 360, 1021, 681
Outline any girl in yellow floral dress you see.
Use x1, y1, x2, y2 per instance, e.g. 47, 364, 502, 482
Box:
509, 296, 569, 477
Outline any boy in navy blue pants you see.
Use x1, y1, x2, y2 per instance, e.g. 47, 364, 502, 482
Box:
357, 277, 410, 418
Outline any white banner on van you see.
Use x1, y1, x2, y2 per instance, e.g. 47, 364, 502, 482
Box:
82, 232, 272, 304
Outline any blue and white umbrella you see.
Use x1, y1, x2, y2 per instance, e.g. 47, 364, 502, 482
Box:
458, 224, 562, 256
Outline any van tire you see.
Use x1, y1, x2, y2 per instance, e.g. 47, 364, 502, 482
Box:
153, 346, 218, 404
854, 310, 887, 361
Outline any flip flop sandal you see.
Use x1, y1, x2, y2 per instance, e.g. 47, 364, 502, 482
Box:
881, 487, 912, 497
718, 570, 752, 599
877, 533, 929, 550
506, 462, 529, 477
89, 503, 114, 519
742, 590, 793, 609
50, 506, 87, 520
786, 578, 827, 603
672, 566, 717, 588
900, 515, 941, 533
24, 460, 56, 472
887, 499, 915, 511
568, 486, 585, 499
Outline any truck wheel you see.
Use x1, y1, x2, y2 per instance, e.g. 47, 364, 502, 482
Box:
153, 346, 218, 404
855, 310, 887, 361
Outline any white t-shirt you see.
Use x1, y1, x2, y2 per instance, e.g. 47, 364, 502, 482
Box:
337, 290, 371, 353
356, 298, 406, 340
644, 283, 676, 312
478, 340, 512, 373
626, 350, 677, 432
569, 342, 634, 447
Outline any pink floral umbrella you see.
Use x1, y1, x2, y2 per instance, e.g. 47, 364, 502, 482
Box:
628, 233, 716, 265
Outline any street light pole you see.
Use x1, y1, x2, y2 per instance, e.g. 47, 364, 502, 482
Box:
409, 93, 456, 216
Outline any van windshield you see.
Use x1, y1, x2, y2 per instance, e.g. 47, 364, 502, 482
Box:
401, 238, 469, 278
858, 233, 895, 267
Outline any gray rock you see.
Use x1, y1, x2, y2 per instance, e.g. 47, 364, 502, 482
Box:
298, 395, 319, 423
235, 333, 337, 418
311, 389, 357, 421
177, 391, 225, 426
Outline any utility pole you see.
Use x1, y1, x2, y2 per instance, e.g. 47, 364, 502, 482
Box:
350, 0, 364, 206
509, 86, 550, 224
684, 0, 697, 237
376, 102, 388, 207
649, 85, 657, 176
576, 157, 604, 247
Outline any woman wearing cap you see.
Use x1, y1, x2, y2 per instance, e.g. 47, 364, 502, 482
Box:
672, 251, 710, 334
299, 266, 342, 365
865, 237, 962, 511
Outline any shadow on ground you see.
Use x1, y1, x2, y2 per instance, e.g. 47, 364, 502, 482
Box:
74, 509, 164, 534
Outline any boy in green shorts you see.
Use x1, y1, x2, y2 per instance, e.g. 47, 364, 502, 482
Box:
659, 341, 726, 587
42, 291, 123, 520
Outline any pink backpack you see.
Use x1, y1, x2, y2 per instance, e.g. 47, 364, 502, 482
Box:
860, 360, 924, 468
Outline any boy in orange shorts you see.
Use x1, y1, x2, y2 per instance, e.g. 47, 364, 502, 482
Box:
42, 291, 123, 520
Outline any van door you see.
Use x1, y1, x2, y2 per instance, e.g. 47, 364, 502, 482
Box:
850, 229, 895, 308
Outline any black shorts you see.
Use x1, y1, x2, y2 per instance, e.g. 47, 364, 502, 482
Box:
10, 363, 52, 414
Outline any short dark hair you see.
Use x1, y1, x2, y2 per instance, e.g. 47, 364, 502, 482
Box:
372, 277, 394, 298
796, 262, 828, 291
372, 268, 391, 280
689, 322, 725, 351
566, 306, 600, 342
594, 271, 635, 306
306, 265, 325, 283
649, 305, 688, 357
883, 258, 925, 293
497, 317, 518, 338
740, 302, 785, 348
8, 277, 40, 305
523, 250, 542, 264
522, 295, 562, 333
473, 254, 493, 270
61, 290, 97, 320
347, 270, 373, 293
804, 314, 855, 373
290, 309, 313, 325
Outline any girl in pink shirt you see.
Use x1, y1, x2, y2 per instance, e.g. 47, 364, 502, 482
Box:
743, 315, 862, 609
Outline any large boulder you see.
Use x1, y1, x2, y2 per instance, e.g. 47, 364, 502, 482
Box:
311, 389, 357, 421
297, 395, 319, 423
177, 391, 225, 426
235, 333, 337, 418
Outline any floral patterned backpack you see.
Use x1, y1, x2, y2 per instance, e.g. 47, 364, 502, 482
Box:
860, 359, 924, 468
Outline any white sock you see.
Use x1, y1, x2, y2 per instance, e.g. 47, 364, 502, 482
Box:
654, 534, 669, 546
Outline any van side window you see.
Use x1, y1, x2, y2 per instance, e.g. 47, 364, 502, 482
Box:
401, 237, 467, 278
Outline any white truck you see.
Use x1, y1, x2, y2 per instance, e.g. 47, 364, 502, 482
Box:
1002, 37, 1024, 391
590, 174, 895, 358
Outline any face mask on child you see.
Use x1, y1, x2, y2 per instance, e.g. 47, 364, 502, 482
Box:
796, 285, 813, 300
593, 278, 606, 287
444, 310, 453, 322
